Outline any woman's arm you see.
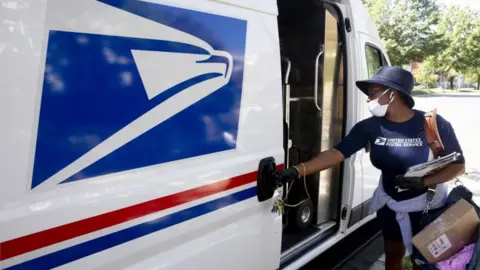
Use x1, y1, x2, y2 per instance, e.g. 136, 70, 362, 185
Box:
424, 163, 465, 186
397, 115, 466, 189
290, 120, 370, 178
294, 149, 345, 177
425, 115, 466, 186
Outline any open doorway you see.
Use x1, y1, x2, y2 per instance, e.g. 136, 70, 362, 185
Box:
278, 0, 347, 265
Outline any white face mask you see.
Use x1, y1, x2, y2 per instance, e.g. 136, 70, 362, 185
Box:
368, 89, 395, 117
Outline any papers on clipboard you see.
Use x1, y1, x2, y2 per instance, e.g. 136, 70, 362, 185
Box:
404, 152, 462, 177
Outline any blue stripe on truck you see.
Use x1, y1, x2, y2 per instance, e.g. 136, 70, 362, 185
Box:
5, 186, 257, 270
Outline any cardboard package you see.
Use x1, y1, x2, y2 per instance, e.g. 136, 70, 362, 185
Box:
412, 199, 480, 264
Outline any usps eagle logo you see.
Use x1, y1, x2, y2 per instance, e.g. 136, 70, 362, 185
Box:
31, 0, 247, 190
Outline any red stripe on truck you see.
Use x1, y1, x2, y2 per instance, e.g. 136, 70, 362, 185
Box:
0, 164, 283, 261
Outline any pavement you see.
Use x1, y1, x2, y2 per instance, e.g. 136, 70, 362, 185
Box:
414, 93, 480, 204
339, 93, 480, 270
338, 236, 385, 270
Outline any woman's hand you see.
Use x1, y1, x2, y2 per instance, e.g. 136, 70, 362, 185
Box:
395, 175, 425, 190
275, 148, 345, 184
395, 163, 466, 190
276, 167, 299, 183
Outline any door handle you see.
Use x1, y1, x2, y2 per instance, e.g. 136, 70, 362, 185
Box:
281, 57, 292, 84
257, 157, 277, 202
314, 45, 325, 112
281, 57, 292, 167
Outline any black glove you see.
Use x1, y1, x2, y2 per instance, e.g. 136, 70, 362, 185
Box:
395, 175, 425, 190
276, 167, 300, 184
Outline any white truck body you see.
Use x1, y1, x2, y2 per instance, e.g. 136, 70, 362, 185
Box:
0, 0, 389, 269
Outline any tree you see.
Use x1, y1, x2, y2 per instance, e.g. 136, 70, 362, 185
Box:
363, 0, 445, 66
463, 14, 480, 90
424, 7, 479, 89
464, 72, 480, 89
414, 67, 438, 88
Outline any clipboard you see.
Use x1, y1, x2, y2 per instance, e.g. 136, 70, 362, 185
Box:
404, 152, 462, 178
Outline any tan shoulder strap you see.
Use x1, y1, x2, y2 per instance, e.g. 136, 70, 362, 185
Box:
424, 109, 444, 158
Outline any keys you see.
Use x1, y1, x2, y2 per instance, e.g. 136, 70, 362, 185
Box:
271, 194, 285, 215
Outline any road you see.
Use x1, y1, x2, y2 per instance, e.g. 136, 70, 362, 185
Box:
414, 93, 480, 203
301, 219, 382, 270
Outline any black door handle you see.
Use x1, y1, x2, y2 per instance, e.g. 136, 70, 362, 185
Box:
257, 157, 278, 202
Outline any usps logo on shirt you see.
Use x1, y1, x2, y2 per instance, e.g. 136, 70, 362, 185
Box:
374, 137, 387, 146
374, 137, 423, 147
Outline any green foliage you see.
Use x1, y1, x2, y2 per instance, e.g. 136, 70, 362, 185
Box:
421, 6, 480, 89
464, 15, 480, 89
363, 1, 480, 89
414, 67, 438, 88
404, 257, 413, 270
425, 7, 477, 73
363, 0, 444, 66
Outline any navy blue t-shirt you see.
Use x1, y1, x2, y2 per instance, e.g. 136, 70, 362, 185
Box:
334, 110, 465, 201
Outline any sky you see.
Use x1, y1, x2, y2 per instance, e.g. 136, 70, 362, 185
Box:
437, 0, 480, 11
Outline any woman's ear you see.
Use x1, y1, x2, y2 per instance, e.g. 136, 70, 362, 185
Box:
390, 90, 397, 99
390, 90, 400, 104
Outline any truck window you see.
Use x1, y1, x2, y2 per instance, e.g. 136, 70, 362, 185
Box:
365, 45, 385, 77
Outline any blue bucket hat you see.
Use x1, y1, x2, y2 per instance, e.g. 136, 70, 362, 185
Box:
356, 66, 415, 108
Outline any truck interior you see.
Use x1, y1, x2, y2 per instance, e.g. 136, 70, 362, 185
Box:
277, 0, 347, 266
